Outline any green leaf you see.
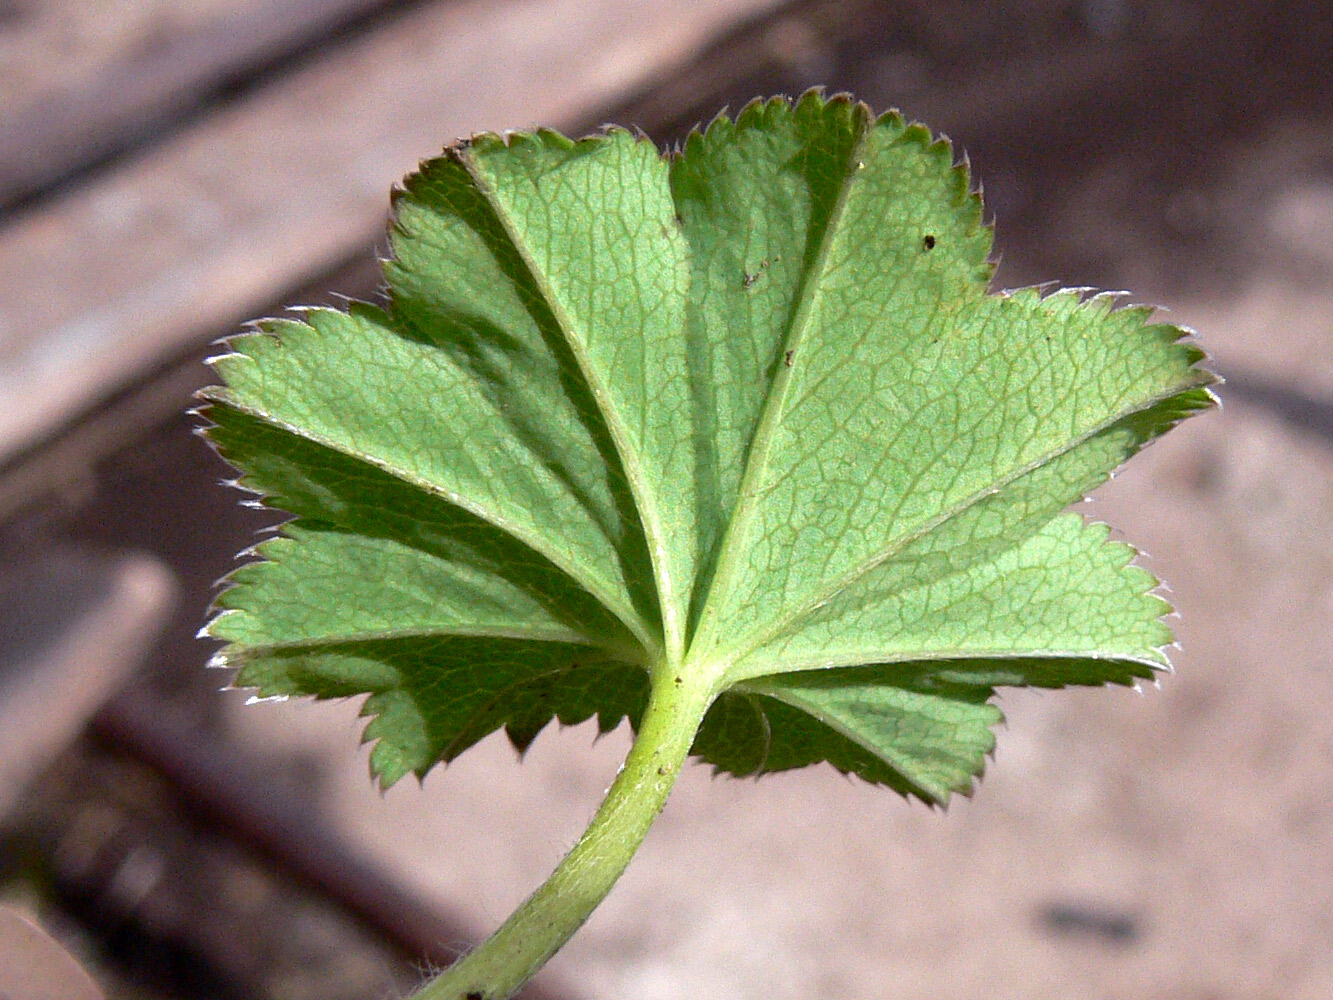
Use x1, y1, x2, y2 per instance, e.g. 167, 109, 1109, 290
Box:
693, 668, 1001, 803
200, 92, 1213, 802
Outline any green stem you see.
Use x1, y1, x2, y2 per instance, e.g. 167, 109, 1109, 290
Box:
411, 662, 715, 1000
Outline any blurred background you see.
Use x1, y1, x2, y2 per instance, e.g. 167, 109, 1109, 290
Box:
1, 1, 1331, 997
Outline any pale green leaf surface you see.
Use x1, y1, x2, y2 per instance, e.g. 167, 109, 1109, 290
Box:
457, 131, 696, 657
732, 513, 1170, 679
670, 96, 871, 627
205, 403, 637, 654
688, 125, 1209, 659
724, 383, 1211, 680
209, 284, 657, 649
202, 92, 1212, 799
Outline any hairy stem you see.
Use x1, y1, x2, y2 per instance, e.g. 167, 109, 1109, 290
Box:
412, 661, 714, 1000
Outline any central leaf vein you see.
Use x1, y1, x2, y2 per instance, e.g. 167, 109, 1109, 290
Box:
692, 111, 874, 659
716, 373, 1209, 678
456, 143, 683, 663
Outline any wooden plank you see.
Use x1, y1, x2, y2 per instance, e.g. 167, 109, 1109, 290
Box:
0, 0, 787, 467
0, 255, 380, 522
0, 0, 409, 205
0, 907, 105, 1000
0, 550, 174, 820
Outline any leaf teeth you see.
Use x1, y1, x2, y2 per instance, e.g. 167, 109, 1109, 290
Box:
1085, 525, 1179, 679
244, 693, 290, 705
687, 89, 872, 156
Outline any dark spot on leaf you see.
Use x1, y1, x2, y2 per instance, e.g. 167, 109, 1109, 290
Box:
465, 992, 484, 1000
742, 255, 779, 289
784, 350, 795, 367
674, 676, 683, 685
923, 234, 937, 250
657, 765, 667, 776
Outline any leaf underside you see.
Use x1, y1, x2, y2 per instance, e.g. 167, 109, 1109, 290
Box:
201, 92, 1213, 803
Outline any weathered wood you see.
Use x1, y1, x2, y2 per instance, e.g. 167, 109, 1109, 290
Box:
0, 907, 105, 1000
0, 255, 380, 522
0, 0, 786, 467
0, 550, 174, 820
0, 0, 411, 206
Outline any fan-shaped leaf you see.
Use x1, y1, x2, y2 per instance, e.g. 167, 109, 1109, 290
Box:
201, 92, 1212, 802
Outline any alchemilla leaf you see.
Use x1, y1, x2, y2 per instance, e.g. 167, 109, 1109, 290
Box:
201, 92, 1213, 803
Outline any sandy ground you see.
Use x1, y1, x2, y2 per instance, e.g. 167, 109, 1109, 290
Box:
220, 116, 1333, 1000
